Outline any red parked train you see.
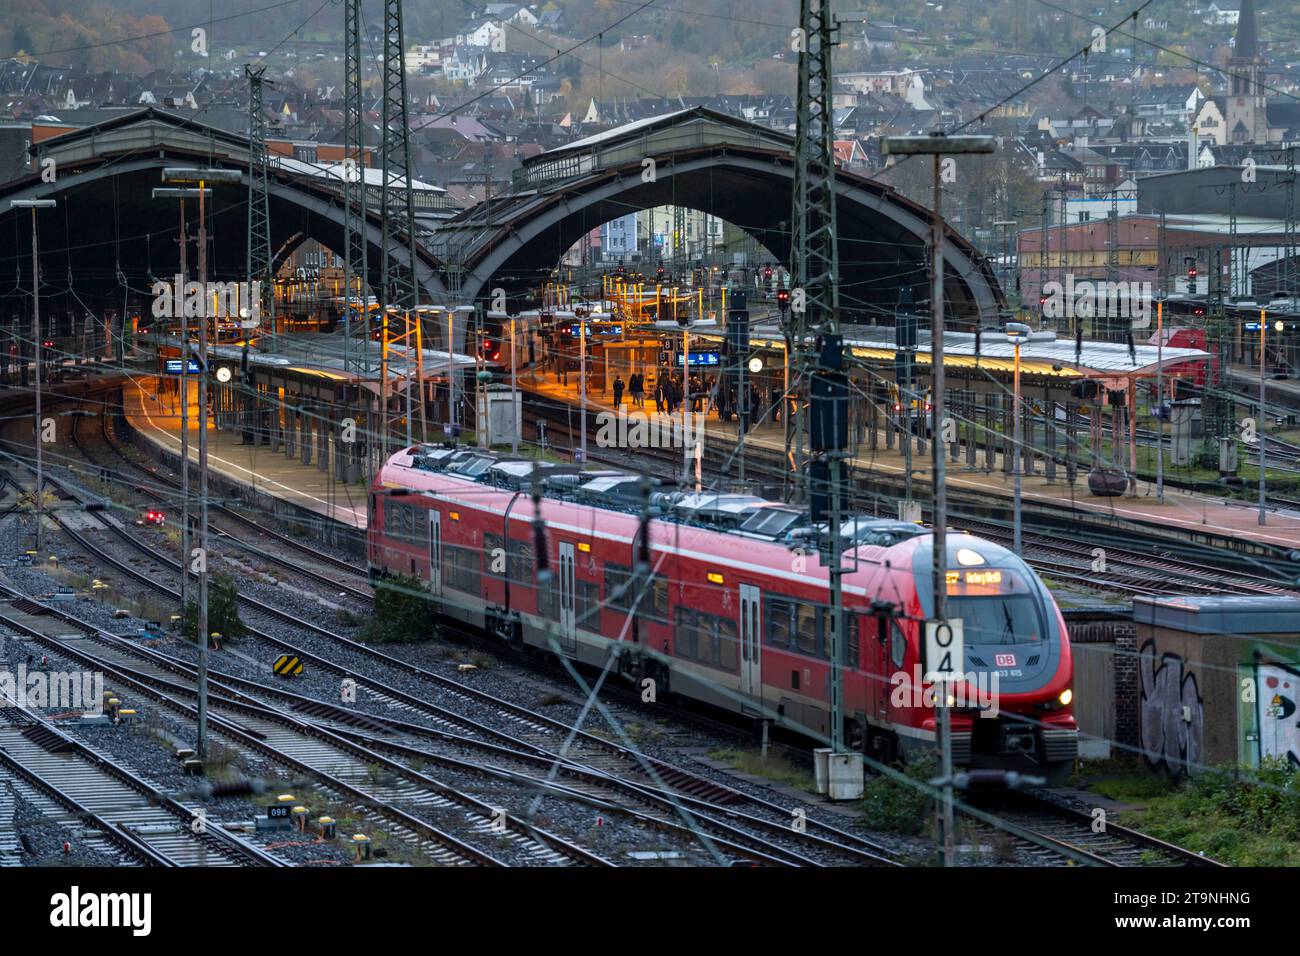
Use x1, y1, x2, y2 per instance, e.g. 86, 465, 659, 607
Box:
368, 446, 1078, 781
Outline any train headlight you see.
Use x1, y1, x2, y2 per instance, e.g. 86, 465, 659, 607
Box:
955, 547, 985, 567
1058, 688, 1072, 707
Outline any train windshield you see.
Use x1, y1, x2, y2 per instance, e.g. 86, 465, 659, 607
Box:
950, 594, 1045, 645
945, 569, 1046, 645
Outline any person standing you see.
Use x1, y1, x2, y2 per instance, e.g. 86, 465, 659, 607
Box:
612, 375, 625, 408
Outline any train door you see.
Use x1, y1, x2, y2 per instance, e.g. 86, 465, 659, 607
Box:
868, 614, 891, 721
739, 584, 762, 703
558, 541, 577, 656
428, 510, 442, 596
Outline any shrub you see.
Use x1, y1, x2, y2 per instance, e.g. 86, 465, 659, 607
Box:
361, 573, 437, 644
180, 572, 245, 642
861, 751, 937, 835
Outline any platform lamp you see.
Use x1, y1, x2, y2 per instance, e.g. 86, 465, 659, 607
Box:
11, 198, 56, 554
159, 166, 242, 759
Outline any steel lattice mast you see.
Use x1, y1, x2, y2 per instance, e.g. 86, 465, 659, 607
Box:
378, 0, 425, 455
246, 65, 274, 344
785, 0, 840, 504
789, 0, 852, 768
342, 0, 372, 376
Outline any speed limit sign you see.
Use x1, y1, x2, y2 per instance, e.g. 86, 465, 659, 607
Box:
924, 619, 965, 684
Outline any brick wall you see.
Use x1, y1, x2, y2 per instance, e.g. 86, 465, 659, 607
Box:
1067, 617, 1137, 750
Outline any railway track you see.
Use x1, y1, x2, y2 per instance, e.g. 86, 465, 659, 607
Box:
2, 459, 898, 865
81, 406, 816, 762
0, 688, 282, 867
977, 793, 1225, 868
0, 585, 610, 867
5, 386, 1225, 867
76, 406, 372, 600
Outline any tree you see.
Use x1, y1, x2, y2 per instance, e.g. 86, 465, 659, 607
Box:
181, 573, 245, 642
362, 573, 438, 644
11, 24, 34, 56
669, 17, 690, 50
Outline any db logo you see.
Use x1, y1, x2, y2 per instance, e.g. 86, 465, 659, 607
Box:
995, 653, 1017, 667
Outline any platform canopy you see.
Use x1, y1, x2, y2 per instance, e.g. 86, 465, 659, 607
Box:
138, 331, 481, 383
718, 323, 1211, 381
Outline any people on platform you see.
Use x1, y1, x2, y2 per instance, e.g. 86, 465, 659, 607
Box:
612, 376, 625, 407
628, 373, 643, 407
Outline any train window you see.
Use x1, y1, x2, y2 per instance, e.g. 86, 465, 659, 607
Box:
949, 593, 1045, 645
575, 580, 600, 625
794, 604, 817, 656
383, 501, 419, 543
890, 619, 907, 669
673, 608, 737, 671
445, 544, 481, 593
484, 533, 504, 578
537, 574, 556, 619
717, 617, 738, 671
811, 609, 859, 666
602, 564, 666, 619
674, 607, 698, 659
604, 563, 633, 611
765, 597, 792, 648
507, 538, 534, 585
649, 575, 669, 622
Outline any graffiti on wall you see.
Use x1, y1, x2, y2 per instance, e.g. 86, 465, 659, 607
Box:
1255, 662, 1300, 768
1138, 640, 1204, 776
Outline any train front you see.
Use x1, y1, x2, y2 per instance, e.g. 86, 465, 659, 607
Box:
910, 533, 1078, 783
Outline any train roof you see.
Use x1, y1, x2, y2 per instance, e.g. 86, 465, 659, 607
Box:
385, 445, 931, 549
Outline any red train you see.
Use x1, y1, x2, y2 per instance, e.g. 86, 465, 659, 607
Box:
368, 447, 1078, 782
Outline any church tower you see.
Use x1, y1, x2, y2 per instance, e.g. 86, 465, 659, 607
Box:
1225, 0, 1267, 144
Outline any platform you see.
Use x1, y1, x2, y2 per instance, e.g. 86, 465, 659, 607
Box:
520, 371, 1300, 554
122, 379, 367, 530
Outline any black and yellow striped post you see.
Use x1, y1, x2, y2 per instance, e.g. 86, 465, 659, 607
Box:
272, 654, 304, 677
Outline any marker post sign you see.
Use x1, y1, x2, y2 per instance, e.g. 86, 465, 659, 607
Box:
924, 618, 965, 685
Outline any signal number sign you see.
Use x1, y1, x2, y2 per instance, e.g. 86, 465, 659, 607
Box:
924, 619, 965, 685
